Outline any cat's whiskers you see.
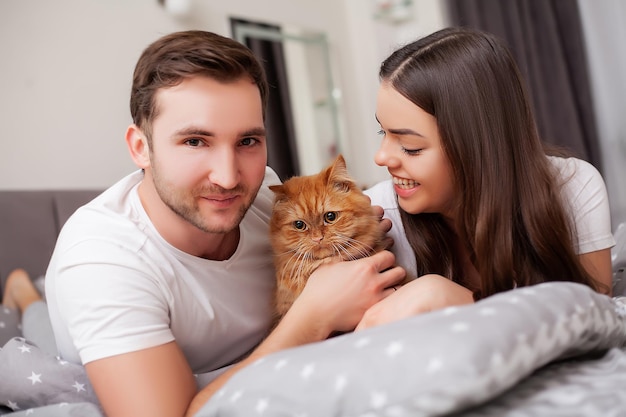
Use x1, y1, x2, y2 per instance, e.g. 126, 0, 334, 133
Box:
335, 234, 376, 259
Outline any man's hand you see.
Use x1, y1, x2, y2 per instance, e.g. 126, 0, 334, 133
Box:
291, 250, 406, 335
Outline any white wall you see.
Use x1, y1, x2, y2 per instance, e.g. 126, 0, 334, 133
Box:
578, 0, 626, 230
2, 0, 622, 226
0, 0, 447, 190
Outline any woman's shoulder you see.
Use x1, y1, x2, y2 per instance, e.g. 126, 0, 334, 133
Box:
547, 155, 603, 185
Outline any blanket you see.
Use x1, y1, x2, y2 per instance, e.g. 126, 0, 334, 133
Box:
1, 282, 625, 416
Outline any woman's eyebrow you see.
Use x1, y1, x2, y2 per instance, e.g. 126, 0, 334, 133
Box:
387, 127, 424, 137
375, 115, 425, 137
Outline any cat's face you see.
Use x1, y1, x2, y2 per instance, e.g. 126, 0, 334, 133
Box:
269, 155, 381, 262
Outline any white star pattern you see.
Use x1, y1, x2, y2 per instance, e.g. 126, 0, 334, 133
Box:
57, 357, 69, 365
3, 307, 10, 314
0, 321, 6, 328
479, 307, 497, 316
300, 363, 315, 379
451, 322, 469, 332
229, 390, 243, 402
334, 374, 348, 392
18, 344, 32, 353
72, 381, 86, 392
7, 400, 19, 409
508, 296, 520, 304
385, 341, 404, 357
25, 410, 34, 415
491, 351, 504, 367
255, 398, 269, 414
426, 357, 443, 373
354, 337, 371, 348
59, 403, 69, 407
442, 306, 459, 315
370, 391, 388, 409
274, 358, 288, 370
252, 357, 266, 367
27, 371, 42, 385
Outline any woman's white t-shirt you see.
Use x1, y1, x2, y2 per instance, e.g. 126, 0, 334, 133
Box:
364, 156, 615, 276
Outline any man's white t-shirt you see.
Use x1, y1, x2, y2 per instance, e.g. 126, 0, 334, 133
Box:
364, 156, 615, 276
45, 168, 281, 375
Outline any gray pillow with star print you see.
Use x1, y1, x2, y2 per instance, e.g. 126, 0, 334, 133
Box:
0, 337, 100, 413
197, 282, 626, 417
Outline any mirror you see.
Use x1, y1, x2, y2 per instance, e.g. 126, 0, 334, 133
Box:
232, 20, 343, 179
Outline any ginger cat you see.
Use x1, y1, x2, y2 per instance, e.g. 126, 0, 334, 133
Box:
269, 155, 385, 321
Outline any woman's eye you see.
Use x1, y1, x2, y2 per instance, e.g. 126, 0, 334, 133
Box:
402, 147, 423, 156
293, 220, 307, 230
324, 212, 337, 223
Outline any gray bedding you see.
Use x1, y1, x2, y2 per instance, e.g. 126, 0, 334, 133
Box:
1, 282, 625, 417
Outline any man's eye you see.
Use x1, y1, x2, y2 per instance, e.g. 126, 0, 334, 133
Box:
185, 138, 202, 147
240, 137, 258, 146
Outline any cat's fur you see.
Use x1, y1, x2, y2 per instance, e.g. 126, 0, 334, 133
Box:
269, 155, 385, 320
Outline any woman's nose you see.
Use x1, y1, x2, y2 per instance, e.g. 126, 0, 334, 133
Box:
374, 136, 398, 168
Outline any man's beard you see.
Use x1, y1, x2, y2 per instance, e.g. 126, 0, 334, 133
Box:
152, 169, 260, 235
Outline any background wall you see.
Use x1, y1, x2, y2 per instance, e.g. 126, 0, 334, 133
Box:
0, 0, 445, 190
0, 0, 624, 228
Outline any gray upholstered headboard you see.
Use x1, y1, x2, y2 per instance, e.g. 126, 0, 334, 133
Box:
0, 190, 102, 297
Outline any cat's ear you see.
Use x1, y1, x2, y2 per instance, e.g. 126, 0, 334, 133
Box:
269, 184, 285, 195
269, 184, 289, 202
327, 154, 355, 192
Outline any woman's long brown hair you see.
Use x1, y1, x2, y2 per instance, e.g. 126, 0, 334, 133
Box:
380, 27, 603, 298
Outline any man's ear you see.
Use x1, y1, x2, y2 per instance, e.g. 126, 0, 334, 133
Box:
126, 124, 150, 169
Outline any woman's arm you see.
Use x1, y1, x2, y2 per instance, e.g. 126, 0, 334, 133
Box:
355, 274, 475, 331
579, 248, 613, 295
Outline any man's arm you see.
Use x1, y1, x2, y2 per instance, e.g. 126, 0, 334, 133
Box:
186, 250, 406, 416
85, 341, 197, 417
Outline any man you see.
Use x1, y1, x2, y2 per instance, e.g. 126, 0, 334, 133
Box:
43, 31, 404, 417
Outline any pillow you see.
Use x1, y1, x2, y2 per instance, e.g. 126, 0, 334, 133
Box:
0, 337, 100, 413
0, 307, 20, 347
197, 282, 626, 417
2, 402, 103, 417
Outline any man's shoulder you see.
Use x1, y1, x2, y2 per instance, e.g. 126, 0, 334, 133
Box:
248, 166, 282, 216
57, 170, 148, 251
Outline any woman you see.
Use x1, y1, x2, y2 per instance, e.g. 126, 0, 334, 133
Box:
360, 27, 614, 329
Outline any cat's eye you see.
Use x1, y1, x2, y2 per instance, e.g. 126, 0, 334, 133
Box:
293, 220, 307, 230
324, 212, 337, 223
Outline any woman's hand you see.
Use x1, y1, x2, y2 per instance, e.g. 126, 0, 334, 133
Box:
372, 204, 394, 249
355, 274, 474, 331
